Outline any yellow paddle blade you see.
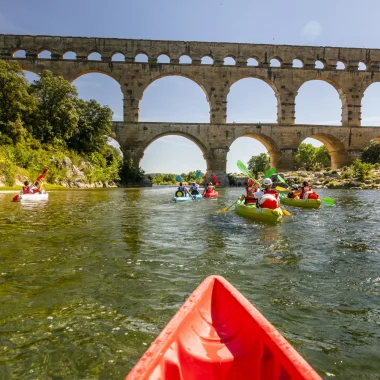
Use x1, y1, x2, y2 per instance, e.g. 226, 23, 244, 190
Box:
276, 186, 288, 192
282, 209, 291, 216
216, 207, 229, 213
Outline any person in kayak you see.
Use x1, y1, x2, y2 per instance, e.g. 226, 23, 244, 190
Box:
240, 178, 260, 205
189, 182, 199, 195
176, 182, 190, 197
253, 178, 279, 209
22, 181, 33, 194
288, 184, 300, 199
203, 182, 214, 196
299, 180, 319, 200
32, 181, 44, 194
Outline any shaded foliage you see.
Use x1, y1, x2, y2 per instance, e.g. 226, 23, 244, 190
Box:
362, 140, 380, 164
295, 143, 331, 170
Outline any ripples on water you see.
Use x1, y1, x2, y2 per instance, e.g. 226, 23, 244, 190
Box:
0, 188, 380, 379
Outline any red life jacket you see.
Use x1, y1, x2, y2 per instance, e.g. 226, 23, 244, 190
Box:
300, 186, 311, 199
22, 186, 32, 194
263, 189, 279, 199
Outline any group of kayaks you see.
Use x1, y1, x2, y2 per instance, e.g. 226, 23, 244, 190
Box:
173, 190, 218, 202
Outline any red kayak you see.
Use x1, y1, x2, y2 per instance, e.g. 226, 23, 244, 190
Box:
203, 191, 218, 199
126, 275, 321, 380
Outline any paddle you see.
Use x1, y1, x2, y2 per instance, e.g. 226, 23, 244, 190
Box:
321, 197, 335, 205
236, 161, 260, 184
194, 170, 201, 180
277, 174, 289, 187
217, 198, 239, 213
264, 167, 276, 178
276, 186, 288, 192
176, 175, 182, 182
215, 181, 221, 186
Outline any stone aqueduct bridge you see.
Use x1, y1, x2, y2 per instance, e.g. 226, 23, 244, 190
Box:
1, 34, 380, 184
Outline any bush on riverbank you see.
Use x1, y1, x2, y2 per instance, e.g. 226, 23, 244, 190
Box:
0, 61, 122, 187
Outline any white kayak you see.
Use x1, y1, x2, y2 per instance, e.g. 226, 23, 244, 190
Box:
13, 193, 49, 202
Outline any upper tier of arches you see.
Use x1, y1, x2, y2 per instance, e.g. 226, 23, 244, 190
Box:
3, 33, 379, 72
9, 47, 376, 71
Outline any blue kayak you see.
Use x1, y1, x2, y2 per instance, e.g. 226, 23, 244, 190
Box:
173, 194, 203, 202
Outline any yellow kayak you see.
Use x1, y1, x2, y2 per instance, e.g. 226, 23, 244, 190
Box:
235, 200, 283, 223
280, 197, 321, 209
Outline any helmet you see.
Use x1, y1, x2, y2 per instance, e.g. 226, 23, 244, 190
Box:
263, 178, 272, 186
292, 184, 299, 190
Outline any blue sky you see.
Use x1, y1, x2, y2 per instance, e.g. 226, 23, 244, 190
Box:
2, 0, 380, 173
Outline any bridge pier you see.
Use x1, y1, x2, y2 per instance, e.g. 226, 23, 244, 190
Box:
204, 147, 229, 187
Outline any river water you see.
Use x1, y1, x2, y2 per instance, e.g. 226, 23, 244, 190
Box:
0, 188, 379, 379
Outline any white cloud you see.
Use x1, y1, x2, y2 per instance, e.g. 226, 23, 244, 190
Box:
301, 21, 322, 42
0, 13, 29, 34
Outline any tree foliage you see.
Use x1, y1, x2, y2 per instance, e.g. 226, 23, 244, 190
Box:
362, 140, 380, 164
248, 153, 270, 175
0, 61, 35, 143
29, 70, 78, 143
0, 62, 122, 185
295, 143, 331, 170
70, 99, 113, 153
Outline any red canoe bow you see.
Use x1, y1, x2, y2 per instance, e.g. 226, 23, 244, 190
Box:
125, 275, 322, 380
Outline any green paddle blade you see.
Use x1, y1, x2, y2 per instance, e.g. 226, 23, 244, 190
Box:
264, 167, 276, 178
321, 197, 335, 205
237, 160, 251, 177
277, 174, 288, 186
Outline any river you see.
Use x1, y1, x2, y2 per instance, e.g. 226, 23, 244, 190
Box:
0, 188, 379, 379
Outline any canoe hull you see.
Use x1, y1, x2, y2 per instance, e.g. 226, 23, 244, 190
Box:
173, 194, 202, 202
126, 275, 321, 380
280, 197, 321, 209
203, 191, 218, 199
14, 193, 49, 202
235, 200, 283, 223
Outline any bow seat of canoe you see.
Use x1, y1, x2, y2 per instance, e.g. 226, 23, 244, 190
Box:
126, 275, 321, 379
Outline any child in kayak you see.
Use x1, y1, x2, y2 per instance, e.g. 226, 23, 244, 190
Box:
22, 181, 33, 194
203, 182, 214, 196
299, 181, 319, 199
240, 178, 260, 205
253, 178, 279, 209
32, 181, 44, 194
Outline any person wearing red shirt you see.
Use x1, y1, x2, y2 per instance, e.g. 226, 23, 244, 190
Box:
241, 178, 260, 205
299, 181, 319, 200
254, 178, 280, 209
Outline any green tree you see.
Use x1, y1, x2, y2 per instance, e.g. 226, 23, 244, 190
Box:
315, 145, 331, 168
362, 140, 380, 164
120, 158, 145, 184
248, 153, 270, 175
0, 61, 35, 142
30, 70, 78, 143
70, 99, 113, 153
295, 143, 316, 170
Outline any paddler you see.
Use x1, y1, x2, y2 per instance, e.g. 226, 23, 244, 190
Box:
240, 178, 260, 205
22, 181, 33, 194
177, 182, 190, 197
253, 178, 279, 209
299, 180, 319, 200
189, 181, 199, 195
203, 182, 214, 196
